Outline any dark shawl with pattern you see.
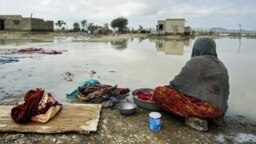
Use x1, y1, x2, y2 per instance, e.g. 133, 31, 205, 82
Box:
170, 38, 229, 114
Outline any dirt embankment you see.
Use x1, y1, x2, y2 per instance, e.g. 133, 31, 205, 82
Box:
0, 31, 148, 42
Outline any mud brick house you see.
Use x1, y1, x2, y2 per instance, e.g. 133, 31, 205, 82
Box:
156, 18, 190, 34
0, 15, 53, 32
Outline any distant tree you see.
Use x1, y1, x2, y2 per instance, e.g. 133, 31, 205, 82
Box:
104, 23, 109, 31
87, 23, 95, 34
80, 19, 87, 31
73, 22, 80, 32
103, 23, 109, 34
138, 25, 143, 31
111, 17, 128, 32
138, 25, 148, 33
55, 20, 66, 30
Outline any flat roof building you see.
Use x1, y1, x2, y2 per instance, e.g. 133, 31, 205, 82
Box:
0, 15, 53, 32
157, 18, 188, 34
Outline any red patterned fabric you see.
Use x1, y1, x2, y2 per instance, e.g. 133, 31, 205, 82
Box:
136, 91, 154, 101
11, 88, 62, 123
11, 89, 44, 123
117, 87, 130, 94
153, 86, 222, 118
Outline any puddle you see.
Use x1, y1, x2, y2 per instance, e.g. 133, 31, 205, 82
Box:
234, 133, 256, 143
0, 37, 256, 122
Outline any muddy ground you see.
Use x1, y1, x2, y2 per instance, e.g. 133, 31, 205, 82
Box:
1, 94, 256, 144
1, 32, 256, 144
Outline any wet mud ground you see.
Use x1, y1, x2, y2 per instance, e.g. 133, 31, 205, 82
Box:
1, 32, 256, 143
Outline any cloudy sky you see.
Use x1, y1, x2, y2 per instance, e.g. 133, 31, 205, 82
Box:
1, 0, 255, 30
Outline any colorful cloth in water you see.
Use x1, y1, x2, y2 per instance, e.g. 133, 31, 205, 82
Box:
13, 47, 63, 55
153, 86, 222, 118
11, 88, 62, 123
0, 57, 20, 64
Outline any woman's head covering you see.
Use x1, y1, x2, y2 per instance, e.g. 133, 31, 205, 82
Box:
170, 38, 229, 114
191, 38, 217, 58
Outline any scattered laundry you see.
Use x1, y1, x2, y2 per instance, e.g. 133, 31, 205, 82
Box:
0, 47, 64, 64
41, 50, 63, 55
0, 56, 23, 64
11, 47, 64, 55
16, 47, 42, 53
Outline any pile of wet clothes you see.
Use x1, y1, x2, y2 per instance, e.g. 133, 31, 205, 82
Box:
11, 88, 62, 124
67, 79, 130, 108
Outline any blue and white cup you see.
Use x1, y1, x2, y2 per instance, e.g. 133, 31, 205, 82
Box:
149, 112, 161, 131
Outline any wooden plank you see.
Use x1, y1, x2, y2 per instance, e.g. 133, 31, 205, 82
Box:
0, 103, 101, 134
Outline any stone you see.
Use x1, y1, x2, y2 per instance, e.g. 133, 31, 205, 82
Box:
56, 139, 63, 144
185, 117, 208, 131
52, 138, 57, 143
209, 117, 225, 127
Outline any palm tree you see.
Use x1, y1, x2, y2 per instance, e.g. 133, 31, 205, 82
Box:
138, 25, 143, 31
80, 19, 87, 31
55, 20, 66, 31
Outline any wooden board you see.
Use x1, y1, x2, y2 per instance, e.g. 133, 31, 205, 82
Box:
0, 103, 101, 134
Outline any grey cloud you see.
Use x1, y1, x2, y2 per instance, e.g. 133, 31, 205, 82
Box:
0, 0, 255, 29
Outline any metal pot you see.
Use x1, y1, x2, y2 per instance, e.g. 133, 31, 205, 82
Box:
118, 102, 137, 115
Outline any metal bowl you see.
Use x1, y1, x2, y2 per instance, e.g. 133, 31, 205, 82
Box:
132, 88, 162, 111
118, 102, 137, 115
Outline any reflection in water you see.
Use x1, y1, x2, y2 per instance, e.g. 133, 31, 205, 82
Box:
1, 37, 256, 121
110, 40, 128, 50
0, 39, 48, 46
138, 37, 146, 43
130, 37, 134, 42
155, 39, 190, 55
0, 39, 53, 46
237, 36, 241, 54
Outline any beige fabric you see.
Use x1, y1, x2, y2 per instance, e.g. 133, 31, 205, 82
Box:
31, 105, 62, 123
38, 91, 48, 111
31, 91, 62, 123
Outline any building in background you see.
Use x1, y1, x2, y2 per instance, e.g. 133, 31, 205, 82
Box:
156, 18, 190, 35
0, 15, 53, 32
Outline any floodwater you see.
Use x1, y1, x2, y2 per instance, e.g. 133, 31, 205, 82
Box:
0, 36, 256, 122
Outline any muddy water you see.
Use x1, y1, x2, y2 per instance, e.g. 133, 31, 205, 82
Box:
0, 37, 256, 122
